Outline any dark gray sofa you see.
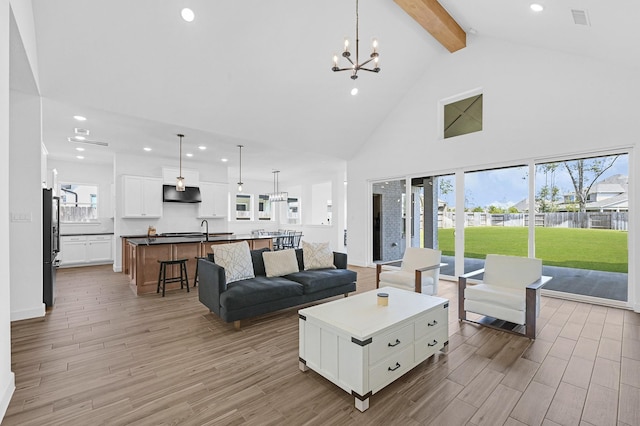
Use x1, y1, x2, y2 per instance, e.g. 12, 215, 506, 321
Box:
198, 248, 357, 329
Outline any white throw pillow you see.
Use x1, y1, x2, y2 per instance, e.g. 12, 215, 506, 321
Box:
212, 241, 255, 284
262, 249, 300, 277
302, 241, 336, 270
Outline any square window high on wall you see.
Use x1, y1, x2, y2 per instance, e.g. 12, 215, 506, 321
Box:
441, 90, 483, 139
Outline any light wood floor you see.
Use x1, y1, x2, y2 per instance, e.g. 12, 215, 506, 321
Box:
4, 265, 640, 425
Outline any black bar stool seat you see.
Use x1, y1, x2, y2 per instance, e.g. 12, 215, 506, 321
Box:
157, 258, 189, 297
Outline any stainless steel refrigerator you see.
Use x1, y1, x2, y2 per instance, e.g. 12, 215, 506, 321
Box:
43, 188, 60, 307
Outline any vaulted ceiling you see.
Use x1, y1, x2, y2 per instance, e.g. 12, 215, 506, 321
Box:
20, 0, 640, 180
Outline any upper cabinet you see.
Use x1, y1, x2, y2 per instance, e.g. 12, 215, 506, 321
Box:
198, 182, 228, 218
122, 175, 163, 218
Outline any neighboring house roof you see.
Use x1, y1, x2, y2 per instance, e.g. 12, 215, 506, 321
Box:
585, 193, 628, 211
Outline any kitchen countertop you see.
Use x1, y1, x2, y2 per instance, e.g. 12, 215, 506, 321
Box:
61, 232, 114, 236
120, 232, 233, 239
126, 234, 271, 246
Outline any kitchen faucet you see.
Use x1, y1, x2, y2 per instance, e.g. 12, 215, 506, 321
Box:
201, 219, 209, 242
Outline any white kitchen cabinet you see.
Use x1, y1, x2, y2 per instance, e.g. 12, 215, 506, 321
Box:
87, 235, 113, 263
60, 236, 88, 265
60, 235, 113, 267
122, 175, 163, 218
198, 182, 228, 218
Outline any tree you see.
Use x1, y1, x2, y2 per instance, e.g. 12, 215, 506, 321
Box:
488, 205, 505, 214
563, 156, 619, 212
536, 163, 561, 212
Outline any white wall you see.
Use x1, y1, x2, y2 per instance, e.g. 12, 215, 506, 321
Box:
9, 89, 44, 321
0, 0, 14, 420
8, 0, 43, 325
347, 37, 640, 310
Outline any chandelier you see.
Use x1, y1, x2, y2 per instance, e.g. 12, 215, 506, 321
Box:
176, 134, 185, 192
332, 0, 380, 80
268, 171, 288, 202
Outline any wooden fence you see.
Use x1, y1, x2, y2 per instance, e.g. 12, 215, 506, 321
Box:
439, 212, 628, 231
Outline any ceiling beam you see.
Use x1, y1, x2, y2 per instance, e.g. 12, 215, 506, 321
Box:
394, 0, 466, 53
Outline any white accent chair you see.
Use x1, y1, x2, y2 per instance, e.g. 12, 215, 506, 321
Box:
376, 247, 443, 295
458, 254, 552, 339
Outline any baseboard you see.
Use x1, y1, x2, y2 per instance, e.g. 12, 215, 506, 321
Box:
10, 304, 46, 322
113, 265, 122, 273
0, 372, 15, 422
541, 289, 630, 309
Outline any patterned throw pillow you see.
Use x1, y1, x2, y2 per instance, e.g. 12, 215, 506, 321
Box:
212, 241, 255, 284
302, 241, 336, 270
262, 249, 299, 277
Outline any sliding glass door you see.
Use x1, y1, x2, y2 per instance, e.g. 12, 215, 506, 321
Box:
534, 154, 628, 302
462, 166, 529, 273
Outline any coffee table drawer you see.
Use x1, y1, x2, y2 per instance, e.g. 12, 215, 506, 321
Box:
414, 306, 448, 341
414, 327, 448, 363
369, 323, 414, 366
369, 345, 414, 393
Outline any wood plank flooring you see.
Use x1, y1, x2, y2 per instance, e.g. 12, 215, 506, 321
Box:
4, 264, 640, 425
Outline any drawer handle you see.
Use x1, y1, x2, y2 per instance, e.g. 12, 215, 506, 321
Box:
428, 320, 438, 327
428, 340, 438, 347
388, 362, 401, 372
388, 339, 401, 347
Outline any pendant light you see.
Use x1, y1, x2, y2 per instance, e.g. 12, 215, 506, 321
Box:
176, 134, 185, 191
237, 144, 244, 192
268, 170, 288, 202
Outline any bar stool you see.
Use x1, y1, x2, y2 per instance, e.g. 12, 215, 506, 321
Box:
193, 256, 207, 287
157, 259, 189, 297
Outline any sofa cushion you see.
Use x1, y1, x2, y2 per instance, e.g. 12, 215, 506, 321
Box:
464, 283, 525, 311
263, 249, 300, 277
302, 241, 336, 270
250, 248, 271, 277
285, 269, 357, 294
221, 276, 304, 311
212, 241, 254, 284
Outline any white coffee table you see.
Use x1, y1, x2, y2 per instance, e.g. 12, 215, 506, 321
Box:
298, 286, 449, 411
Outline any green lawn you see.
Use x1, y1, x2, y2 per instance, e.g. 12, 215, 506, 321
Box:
437, 227, 628, 273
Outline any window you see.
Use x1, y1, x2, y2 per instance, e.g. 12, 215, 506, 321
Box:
258, 195, 272, 221
287, 197, 300, 225
235, 194, 252, 220
443, 93, 483, 139
59, 183, 98, 222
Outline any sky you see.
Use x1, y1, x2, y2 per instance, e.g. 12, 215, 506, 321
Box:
437, 154, 629, 209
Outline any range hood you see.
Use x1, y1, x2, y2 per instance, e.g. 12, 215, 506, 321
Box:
163, 185, 202, 203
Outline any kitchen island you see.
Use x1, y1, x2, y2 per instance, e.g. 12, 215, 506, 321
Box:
125, 234, 273, 295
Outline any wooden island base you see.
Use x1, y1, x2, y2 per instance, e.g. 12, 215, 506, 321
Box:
125, 236, 272, 295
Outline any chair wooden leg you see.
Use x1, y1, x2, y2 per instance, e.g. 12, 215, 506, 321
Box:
375, 264, 381, 288
233, 320, 241, 330
458, 277, 467, 321
414, 270, 421, 293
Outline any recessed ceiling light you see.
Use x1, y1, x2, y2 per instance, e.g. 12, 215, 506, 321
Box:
530, 3, 544, 12
75, 147, 85, 152
198, 145, 206, 150
143, 147, 152, 152
350, 87, 358, 96
181, 8, 195, 22
73, 115, 87, 121
221, 158, 228, 162
76, 155, 84, 159
186, 153, 193, 157
75, 135, 86, 141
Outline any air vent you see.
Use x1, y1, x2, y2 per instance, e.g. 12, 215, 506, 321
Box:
67, 137, 109, 147
74, 128, 90, 135
571, 9, 590, 26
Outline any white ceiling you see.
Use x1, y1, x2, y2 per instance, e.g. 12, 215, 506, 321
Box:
23, 0, 640, 181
